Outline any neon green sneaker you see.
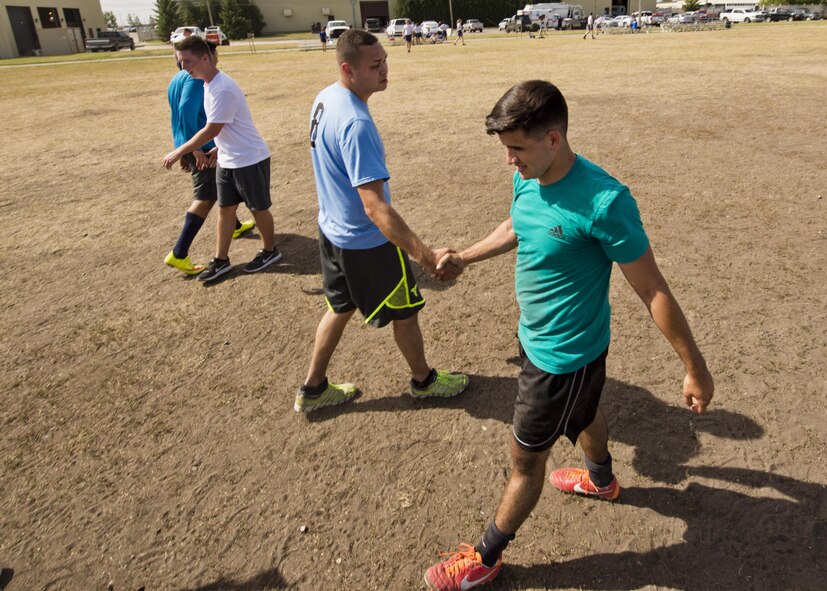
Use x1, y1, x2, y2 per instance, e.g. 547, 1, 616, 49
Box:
294, 378, 360, 413
164, 251, 204, 275
410, 369, 469, 399
232, 220, 256, 239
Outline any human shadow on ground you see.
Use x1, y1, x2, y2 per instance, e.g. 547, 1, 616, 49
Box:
0, 568, 13, 590
200, 233, 320, 287
499, 467, 826, 590
174, 567, 288, 590
305, 375, 763, 485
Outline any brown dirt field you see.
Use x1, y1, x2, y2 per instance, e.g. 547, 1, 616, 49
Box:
1, 23, 825, 591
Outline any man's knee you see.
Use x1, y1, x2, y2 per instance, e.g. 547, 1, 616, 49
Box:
509, 439, 549, 475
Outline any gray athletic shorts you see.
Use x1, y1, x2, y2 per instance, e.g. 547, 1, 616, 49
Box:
512, 345, 608, 452
182, 153, 216, 201
319, 229, 425, 328
216, 157, 271, 211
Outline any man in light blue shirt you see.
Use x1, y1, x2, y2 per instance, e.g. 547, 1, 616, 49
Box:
425, 80, 714, 590
295, 29, 468, 414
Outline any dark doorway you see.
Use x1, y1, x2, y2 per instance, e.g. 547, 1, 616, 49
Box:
6, 6, 40, 57
63, 8, 85, 41
360, 1, 389, 27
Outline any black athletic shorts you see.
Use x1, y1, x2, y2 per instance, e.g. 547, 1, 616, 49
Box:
512, 344, 608, 452
183, 153, 217, 201
216, 157, 271, 211
319, 229, 425, 328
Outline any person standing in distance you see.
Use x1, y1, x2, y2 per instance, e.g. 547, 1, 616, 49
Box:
162, 35, 281, 282
164, 41, 254, 275
424, 80, 714, 590
297, 29, 468, 413
584, 12, 596, 39
402, 19, 415, 52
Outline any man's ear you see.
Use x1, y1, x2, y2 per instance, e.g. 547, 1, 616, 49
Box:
547, 129, 562, 149
340, 62, 353, 77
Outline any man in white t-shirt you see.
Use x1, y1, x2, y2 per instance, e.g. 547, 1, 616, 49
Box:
162, 35, 282, 282
402, 19, 414, 52
584, 12, 595, 39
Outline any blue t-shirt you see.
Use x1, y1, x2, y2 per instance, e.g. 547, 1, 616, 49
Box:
309, 83, 391, 249
511, 155, 650, 374
167, 70, 215, 152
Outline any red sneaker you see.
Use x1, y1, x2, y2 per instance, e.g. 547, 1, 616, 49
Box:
424, 543, 501, 590
549, 467, 620, 500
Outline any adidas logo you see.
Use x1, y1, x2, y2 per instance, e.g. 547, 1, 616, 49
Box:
548, 225, 565, 240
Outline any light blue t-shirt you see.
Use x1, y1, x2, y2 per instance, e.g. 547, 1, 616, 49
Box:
309, 83, 391, 249
511, 155, 650, 374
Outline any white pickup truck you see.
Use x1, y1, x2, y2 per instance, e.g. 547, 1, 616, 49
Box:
719, 8, 765, 23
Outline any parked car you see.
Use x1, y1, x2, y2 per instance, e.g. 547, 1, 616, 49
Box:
86, 30, 134, 52
596, 15, 616, 27
170, 26, 204, 44
364, 17, 383, 32
765, 8, 801, 21
614, 15, 633, 27
325, 20, 350, 39
498, 18, 510, 31
804, 10, 822, 20
386, 18, 408, 37
667, 13, 696, 24
719, 8, 764, 24
420, 20, 440, 37
504, 14, 536, 33
463, 18, 484, 32
205, 26, 229, 46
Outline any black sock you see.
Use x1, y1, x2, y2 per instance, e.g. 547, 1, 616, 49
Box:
476, 521, 514, 567
173, 212, 205, 259
234, 218, 242, 230
584, 452, 614, 488
300, 377, 328, 397
411, 368, 436, 388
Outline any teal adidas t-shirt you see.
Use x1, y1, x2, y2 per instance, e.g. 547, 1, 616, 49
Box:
511, 155, 650, 374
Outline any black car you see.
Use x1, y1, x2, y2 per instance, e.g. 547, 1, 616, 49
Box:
364, 17, 383, 32
765, 8, 804, 21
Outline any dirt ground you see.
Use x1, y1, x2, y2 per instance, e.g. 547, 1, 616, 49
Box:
1, 23, 825, 591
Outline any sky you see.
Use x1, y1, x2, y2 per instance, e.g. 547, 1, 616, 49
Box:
100, 0, 157, 24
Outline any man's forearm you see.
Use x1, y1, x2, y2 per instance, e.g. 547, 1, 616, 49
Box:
648, 290, 708, 374
459, 218, 518, 265
365, 200, 433, 267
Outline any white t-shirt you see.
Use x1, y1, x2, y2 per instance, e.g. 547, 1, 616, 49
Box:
402, 23, 414, 36
587, 14, 594, 26
204, 71, 270, 169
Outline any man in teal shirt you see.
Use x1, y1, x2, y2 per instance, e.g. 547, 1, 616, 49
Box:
424, 80, 714, 591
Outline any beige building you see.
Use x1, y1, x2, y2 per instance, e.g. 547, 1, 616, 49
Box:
259, 1, 401, 34
1, 0, 105, 58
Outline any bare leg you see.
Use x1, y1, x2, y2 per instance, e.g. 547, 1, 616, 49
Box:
577, 407, 610, 464
216, 204, 238, 259
252, 208, 274, 251
392, 314, 430, 382
304, 309, 355, 387
493, 437, 550, 534
188, 199, 214, 218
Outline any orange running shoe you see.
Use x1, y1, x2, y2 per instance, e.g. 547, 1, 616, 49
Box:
549, 467, 620, 500
424, 543, 501, 590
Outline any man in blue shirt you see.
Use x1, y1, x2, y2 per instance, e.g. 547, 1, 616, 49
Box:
424, 80, 714, 590
163, 42, 254, 275
295, 29, 468, 413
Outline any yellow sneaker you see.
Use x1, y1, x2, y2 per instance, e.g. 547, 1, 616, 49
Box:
232, 220, 256, 239
164, 251, 204, 275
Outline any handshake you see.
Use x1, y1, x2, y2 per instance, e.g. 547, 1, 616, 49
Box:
426, 248, 466, 282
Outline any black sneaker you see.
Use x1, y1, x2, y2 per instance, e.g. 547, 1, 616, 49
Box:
244, 248, 282, 273
198, 257, 233, 282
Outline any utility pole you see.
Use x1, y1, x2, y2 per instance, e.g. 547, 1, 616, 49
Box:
350, 0, 357, 27
449, 0, 454, 24
205, 0, 214, 26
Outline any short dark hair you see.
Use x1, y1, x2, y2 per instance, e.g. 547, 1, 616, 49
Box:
174, 35, 216, 56
336, 29, 380, 66
485, 80, 568, 137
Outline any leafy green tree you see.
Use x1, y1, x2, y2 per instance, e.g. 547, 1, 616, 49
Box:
683, 0, 701, 11
154, 0, 180, 41
102, 11, 117, 29
220, 0, 251, 39
126, 13, 142, 26
240, 1, 265, 36
178, 0, 208, 26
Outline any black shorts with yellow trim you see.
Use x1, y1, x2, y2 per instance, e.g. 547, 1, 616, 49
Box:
319, 229, 425, 328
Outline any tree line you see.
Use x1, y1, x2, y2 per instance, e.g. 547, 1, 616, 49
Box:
154, 0, 266, 41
